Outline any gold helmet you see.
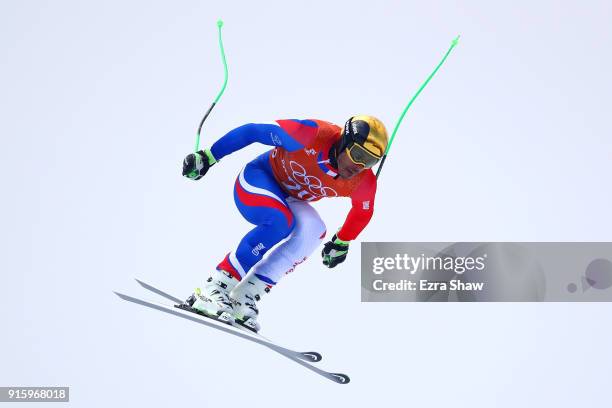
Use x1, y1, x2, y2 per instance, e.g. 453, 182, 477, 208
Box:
341, 115, 389, 168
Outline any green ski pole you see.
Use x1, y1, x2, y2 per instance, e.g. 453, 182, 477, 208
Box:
376, 35, 460, 179
194, 19, 229, 152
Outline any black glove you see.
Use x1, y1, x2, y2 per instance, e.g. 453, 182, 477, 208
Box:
182, 149, 215, 180
321, 234, 350, 268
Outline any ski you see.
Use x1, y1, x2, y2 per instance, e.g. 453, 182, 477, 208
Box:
133, 279, 322, 363
114, 291, 350, 384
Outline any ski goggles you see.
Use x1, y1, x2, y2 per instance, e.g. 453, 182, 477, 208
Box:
345, 143, 382, 168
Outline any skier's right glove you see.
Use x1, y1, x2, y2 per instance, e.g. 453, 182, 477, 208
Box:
182, 149, 216, 180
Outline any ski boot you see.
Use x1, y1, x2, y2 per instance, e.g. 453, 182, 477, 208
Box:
182, 269, 238, 324
229, 274, 270, 333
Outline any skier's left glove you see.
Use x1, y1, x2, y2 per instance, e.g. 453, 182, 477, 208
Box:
322, 234, 350, 268
182, 149, 216, 180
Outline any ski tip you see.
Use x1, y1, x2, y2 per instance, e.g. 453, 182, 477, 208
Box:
114, 291, 138, 303
330, 373, 351, 384
134, 278, 154, 291
113, 291, 129, 300
301, 351, 322, 363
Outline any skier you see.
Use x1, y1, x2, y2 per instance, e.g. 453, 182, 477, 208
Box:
181, 116, 388, 332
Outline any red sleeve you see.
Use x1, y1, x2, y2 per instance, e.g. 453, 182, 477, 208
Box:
336, 171, 377, 241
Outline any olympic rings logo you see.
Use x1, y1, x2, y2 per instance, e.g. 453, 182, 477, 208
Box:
288, 161, 338, 198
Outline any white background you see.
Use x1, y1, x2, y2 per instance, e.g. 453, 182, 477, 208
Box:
2, 1, 611, 407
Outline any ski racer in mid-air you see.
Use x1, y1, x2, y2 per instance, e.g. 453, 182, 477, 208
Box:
181, 115, 388, 332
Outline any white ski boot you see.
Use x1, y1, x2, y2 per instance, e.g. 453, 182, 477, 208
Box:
184, 269, 238, 324
229, 274, 270, 333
